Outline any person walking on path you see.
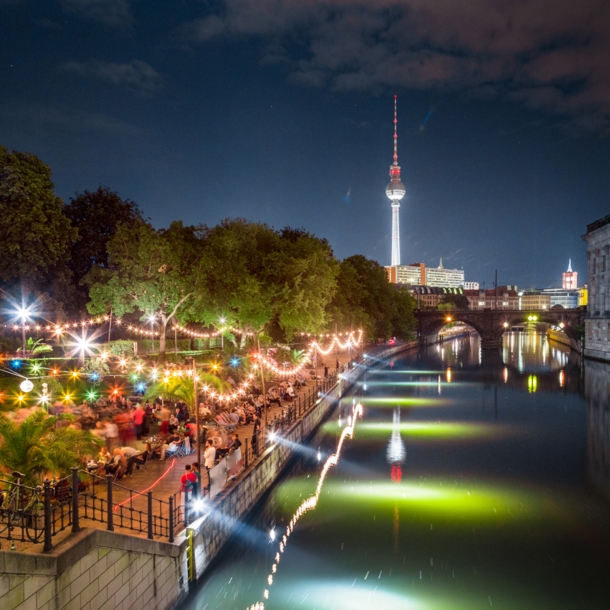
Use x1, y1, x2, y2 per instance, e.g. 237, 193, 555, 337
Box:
180, 464, 198, 521
133, 404, 145, 440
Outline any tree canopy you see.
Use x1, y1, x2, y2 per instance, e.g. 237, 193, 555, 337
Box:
328, 255, 415, 340
65, 186, 145, 304
85, 221, 207, 359
0, 146, 76, 307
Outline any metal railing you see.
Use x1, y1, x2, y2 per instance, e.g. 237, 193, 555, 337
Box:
0, 362, 356, 551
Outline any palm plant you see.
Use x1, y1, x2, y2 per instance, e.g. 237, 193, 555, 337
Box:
144, 369, 230, 410
0, 410, 103, 486
289, 349, 311, 366
19, 337, 53, 357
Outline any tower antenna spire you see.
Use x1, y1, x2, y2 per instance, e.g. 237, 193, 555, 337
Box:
393, 94, 398, 166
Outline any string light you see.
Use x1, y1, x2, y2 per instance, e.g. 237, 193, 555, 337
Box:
246, 402, 363, 610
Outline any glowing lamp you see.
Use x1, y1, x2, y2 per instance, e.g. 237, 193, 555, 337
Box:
20, 379, 34, 393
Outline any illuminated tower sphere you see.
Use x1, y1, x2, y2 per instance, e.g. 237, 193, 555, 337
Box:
386, 95, 405, 267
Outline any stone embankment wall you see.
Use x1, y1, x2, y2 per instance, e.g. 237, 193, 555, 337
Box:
187, 341, 417, 579
0, 529, 189, 610
0, 341, 416, 610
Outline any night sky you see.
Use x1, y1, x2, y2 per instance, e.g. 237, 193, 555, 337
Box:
2, 1, 609, 289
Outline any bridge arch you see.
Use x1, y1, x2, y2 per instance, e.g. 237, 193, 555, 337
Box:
415, 308, 585, 351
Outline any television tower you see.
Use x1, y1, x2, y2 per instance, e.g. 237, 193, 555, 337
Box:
386, 95, 405, 266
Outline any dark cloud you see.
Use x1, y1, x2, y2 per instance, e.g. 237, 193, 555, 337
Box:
1, 103, 146, 137
182, 0, 610, 134
60, 0, 132, 28
61, 59, 163, 94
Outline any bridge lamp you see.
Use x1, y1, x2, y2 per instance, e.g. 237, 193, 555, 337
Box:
446, 316, 452, 322
559, 322, 565, 329
503, 322, 508, 328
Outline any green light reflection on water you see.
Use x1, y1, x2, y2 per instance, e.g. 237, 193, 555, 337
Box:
360, 380, 469, 387
316, 480, 552, 524
356, 421, 498, 438
341, 397, 450, 407
321, 420, 501, 439
364, 369, 445, 375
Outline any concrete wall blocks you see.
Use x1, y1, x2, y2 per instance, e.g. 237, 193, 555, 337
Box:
0, 529, 189, 610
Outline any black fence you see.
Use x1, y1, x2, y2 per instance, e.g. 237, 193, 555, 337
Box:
0, 363, 354, 551
0, 467, 187, 551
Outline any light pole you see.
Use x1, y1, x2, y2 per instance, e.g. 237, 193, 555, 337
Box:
148, 314, 157, 354
192, 358, 201, 468
257, 337, 267, 448
16, 305, 32, 358
219, 317, 226, 351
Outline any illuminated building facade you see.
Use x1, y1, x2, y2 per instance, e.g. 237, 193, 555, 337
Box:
386, 259, 464, 288
582, 215, 610, 361
562, 259, 578, 289
541, 288, 579, 309
465, 288, 519, 310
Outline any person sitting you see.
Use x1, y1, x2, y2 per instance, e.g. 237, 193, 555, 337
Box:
160, 434, 182, 460
216, 435, 234, 459
229, 432, 242, 453
105, 448, 124, 478
121, 446, 145, 476
168, 413, 180, 434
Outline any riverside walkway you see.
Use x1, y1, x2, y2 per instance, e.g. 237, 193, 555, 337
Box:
16, 350, 359, 553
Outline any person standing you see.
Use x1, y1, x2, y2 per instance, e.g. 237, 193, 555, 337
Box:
251, 414, 261, 456
204, 439, 216, 471
191, 462, 201, 499
133, 403, 145, 440
180, 464, 198, 521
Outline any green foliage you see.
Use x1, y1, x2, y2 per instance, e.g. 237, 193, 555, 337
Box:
20, 337, 53, 357
328, 255, 415, 340
0, 146, 76, 304
106, 340, 135, 356
86, 221, 206, 358
439, 293, 469, 310
194, 220, 337, 346
31, 377, 64, 402
65, 185, 145, 303
289, 348, 311, 366
143, 370, 229, 409
0, 410, 103, 486
80, 357, 110, 383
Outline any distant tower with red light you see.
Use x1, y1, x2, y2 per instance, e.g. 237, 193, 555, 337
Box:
386, 95, 405, 266
562, 259, 578, 289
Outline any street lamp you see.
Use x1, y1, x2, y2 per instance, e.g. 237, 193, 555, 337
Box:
15, 304, 33, 358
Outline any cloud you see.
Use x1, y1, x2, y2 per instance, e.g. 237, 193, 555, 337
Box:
0, 103, 146, 137
60, 0, 131, 28
61, 59, 163, 94
181, 0, 610, 135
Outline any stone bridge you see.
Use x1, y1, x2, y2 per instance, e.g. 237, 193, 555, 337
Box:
415, 308, 585, 350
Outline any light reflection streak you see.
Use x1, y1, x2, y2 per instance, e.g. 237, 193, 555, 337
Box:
246, 402, 364, 610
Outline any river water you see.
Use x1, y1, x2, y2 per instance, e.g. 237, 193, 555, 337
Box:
183, 334, 610, 610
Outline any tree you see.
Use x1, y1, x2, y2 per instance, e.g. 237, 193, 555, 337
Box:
439, 293, 469, 310
389, 286, 416, 340
193, 220, 338, 347
0, 146, 76, 305
85, 221, 206, 360
0, 410, 102, 486
328, 255, 396, 339
65, 186, 145, 303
